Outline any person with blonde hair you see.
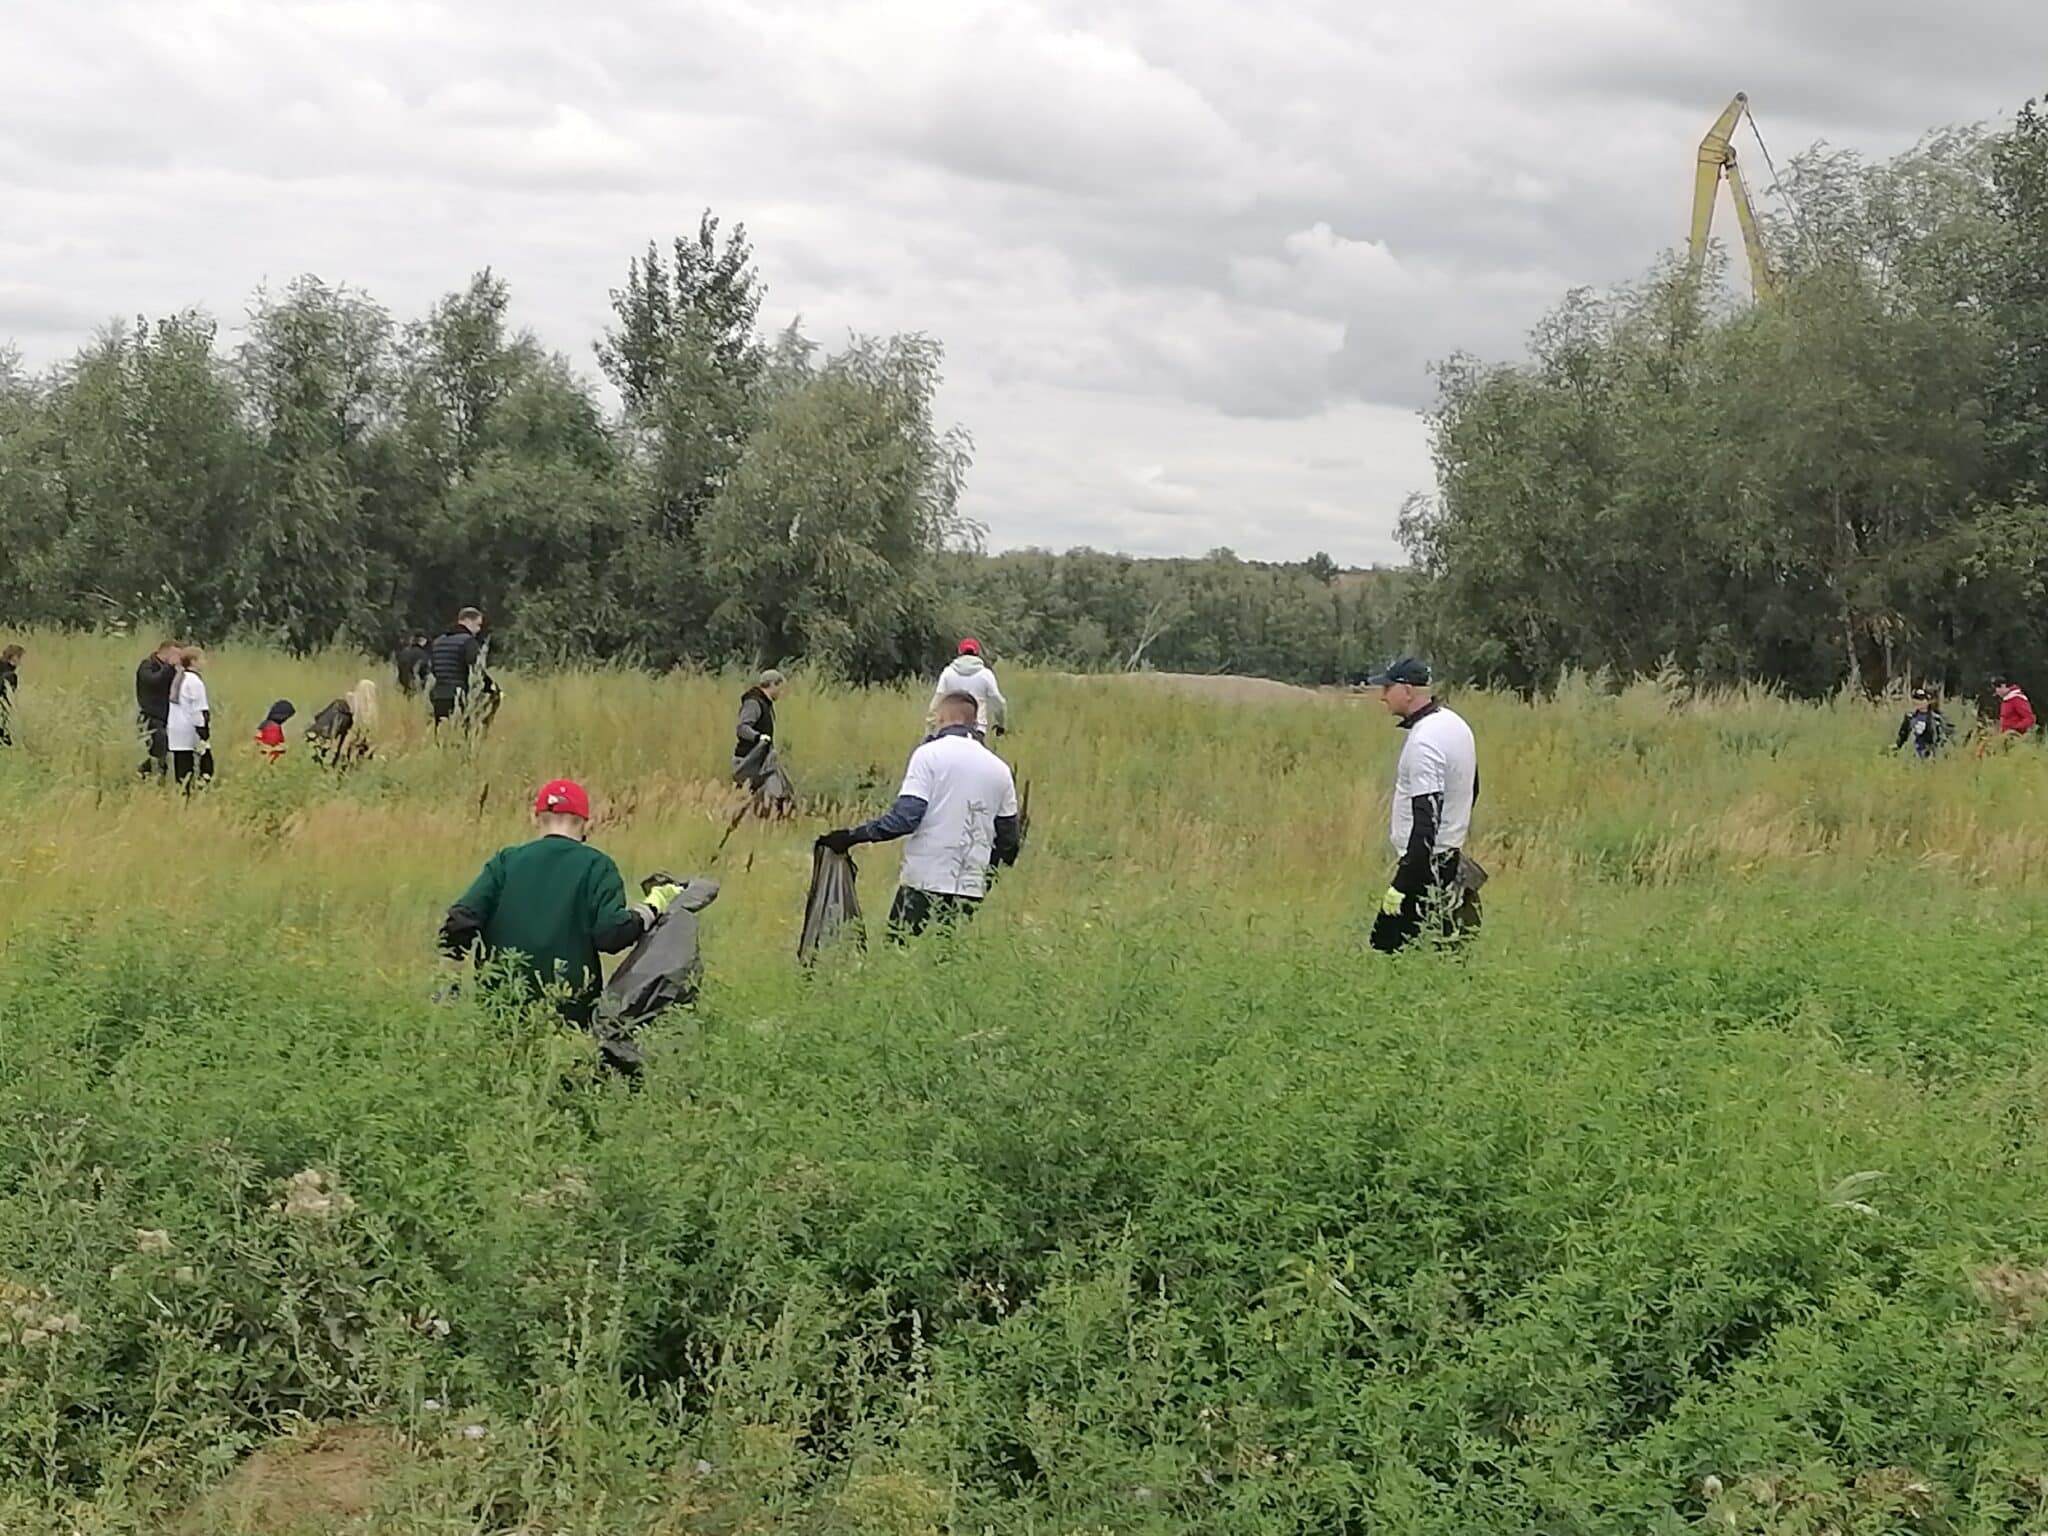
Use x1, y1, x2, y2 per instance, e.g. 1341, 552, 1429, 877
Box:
307, 679, 379, 769
167, 646, 214, 790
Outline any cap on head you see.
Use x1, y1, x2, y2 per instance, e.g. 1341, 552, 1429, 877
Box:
1364, 656, 1433, 688
533, 778, 591, 820
958, 637, 981, 656
759, 667, 786, 688
1911, 687, 1930, 701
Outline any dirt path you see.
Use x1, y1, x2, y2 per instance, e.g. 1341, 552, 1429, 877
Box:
1111, 671, 1329, 705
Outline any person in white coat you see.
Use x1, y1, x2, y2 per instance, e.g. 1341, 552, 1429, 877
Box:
927, 638, 1008, 737
167, 646, 215, 790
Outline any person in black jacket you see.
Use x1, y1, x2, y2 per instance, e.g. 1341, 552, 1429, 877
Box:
0, 644, 21, 746
1894, 688, 1952, 759
395, 635, 430, 696
135, 638, 180, 778
427, 608, 485, 730
734, 669, 784, 773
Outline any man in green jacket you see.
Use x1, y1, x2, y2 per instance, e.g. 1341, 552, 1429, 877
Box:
439, 778, 679, 1027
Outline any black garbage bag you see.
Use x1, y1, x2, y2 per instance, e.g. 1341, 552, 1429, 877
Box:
593, 877, 720, 1068
733, 739, 796, 810
798, 845, 863, 963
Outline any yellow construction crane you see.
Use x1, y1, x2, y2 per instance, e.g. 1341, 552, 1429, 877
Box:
1689, 92, 1777, 303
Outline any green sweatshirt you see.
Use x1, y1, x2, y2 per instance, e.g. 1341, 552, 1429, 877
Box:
446, 834, 639, 1022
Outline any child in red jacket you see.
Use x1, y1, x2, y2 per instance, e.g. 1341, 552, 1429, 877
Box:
254, 700, 296, 762
1994, 679, 2036, 736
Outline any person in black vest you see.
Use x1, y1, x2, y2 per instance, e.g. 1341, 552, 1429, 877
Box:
427, 608, 485, 730
395, 634, 430, 696
134, 638, 180, 778
734, 669, 784, 776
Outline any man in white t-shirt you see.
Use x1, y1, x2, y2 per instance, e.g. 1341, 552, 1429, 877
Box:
818, 692, 1023, 935
1364, 656, 1481, 953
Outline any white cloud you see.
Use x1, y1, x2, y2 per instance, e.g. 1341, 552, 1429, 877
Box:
2, 0, 2045, 564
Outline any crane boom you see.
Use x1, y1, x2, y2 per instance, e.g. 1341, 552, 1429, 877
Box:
1687, 92, 1776, 302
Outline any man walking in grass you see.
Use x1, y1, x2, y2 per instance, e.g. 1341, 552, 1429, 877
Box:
427, 607, 486, 730
818, 692, 1022, 937
135, 638, 180, 778
1365, 657, 1482, 954
439, 778, 682, 1028
928, 638, 1008, 738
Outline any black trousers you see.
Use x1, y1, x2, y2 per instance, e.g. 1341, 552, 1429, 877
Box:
1370, 853, 1482, 954
173, 749, 215, 789
138, 718, 170, 778
887, 886, 980, 939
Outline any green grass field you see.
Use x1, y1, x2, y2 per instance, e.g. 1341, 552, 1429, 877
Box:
5, 634, 2048, 1534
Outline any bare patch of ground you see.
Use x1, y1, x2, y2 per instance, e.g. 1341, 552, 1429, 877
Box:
1111, 672, 1328, 705
176, 1425, 409, 1535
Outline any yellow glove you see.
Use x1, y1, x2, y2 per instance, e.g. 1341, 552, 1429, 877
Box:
1381, 886, 1407, 917
644, 882, 684, 915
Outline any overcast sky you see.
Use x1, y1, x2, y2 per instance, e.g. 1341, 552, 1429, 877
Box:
3, 2, 2044, 565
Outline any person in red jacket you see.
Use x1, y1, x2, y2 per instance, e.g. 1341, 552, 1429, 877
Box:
1995, 677, 2037, 736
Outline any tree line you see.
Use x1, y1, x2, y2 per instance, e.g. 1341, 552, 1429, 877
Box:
1403, 93, 2048, 699
0, 215, 1405, 686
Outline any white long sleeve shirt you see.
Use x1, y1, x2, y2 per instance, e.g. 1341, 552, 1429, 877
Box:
167, 673, 210, 753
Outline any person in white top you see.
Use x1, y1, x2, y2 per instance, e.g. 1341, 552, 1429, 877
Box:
166, 645, 215, 790
927, 638, 1008, 737
1364, 656, 1481, 953
818, 692, 1023, 935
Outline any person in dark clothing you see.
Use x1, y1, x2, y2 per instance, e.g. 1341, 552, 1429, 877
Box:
0, 644, 20, 746
733, 667, 787, 786
1895, 688, 1952, 759
395, 635, 431, 696
135, 639, 180, 778
0, 644, 21, 746
427, 608, 485, 730
439, 778, 681, 1029
734, 669, 784, 766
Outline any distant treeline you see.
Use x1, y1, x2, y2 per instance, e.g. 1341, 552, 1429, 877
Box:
1404, 94, 2048, 698
942, 549, 1407, 685
0, 213, 1407, 686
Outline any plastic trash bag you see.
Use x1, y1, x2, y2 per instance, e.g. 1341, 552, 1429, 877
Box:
798, 845, 863, 963
596, 877, 720, 1047
733, 739, 796, 812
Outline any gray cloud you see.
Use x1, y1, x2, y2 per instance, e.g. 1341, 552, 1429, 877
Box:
0, 0, 2041, 564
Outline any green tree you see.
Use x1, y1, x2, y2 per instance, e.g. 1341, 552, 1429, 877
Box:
700, 333, 971, 680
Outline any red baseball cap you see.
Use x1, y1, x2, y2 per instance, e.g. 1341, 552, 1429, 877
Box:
533, 779, 591, 819
958, 637, 981, 655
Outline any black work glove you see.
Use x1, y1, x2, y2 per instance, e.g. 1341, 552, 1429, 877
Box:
816, 830, 855, 855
